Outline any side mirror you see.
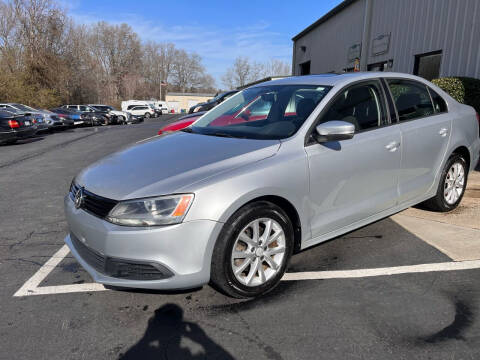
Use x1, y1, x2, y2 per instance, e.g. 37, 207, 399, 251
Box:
314, 120, 355, 143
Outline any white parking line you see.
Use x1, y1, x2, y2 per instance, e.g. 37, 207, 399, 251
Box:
282, 259, 480, 281
13, 246, 480, 297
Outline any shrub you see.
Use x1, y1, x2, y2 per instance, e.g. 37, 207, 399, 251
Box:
432, 77, 480, 113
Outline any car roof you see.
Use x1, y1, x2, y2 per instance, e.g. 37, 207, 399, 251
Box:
251, 72, 430, 88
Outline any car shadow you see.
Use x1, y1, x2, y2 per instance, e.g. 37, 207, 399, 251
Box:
118, 303, 235, 360
0, 136, 45, 146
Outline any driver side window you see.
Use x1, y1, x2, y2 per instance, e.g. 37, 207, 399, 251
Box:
320, 81, 387, 132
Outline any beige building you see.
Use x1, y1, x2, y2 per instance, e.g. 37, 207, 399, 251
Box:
165, 92, 215, 113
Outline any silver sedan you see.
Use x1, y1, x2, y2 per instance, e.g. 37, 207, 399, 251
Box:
65, 72, 480, 298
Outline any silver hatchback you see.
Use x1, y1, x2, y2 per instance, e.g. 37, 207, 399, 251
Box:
65, 72, 480, 298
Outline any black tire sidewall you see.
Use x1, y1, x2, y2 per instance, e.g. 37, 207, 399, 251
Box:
214, 202, 294, 298
438, 155, 468, 211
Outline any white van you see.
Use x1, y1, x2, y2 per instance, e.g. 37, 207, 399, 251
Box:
121, 100, 150, 112
153, 101, 169, 115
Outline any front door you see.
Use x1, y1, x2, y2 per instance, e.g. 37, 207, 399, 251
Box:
306, 80, 401, 240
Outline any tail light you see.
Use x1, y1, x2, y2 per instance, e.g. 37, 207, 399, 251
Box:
8, 120, 20, 128
158, 129, 163, 135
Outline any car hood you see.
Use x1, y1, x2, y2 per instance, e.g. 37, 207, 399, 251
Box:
76, 132, 280, 200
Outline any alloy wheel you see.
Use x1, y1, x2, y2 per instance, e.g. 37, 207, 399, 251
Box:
444, 161, 465, 205
231, 218, 286, 287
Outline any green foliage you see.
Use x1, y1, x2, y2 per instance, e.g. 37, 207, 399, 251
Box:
432, 77, 480, 113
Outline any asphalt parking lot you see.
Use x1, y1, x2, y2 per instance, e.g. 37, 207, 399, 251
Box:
1, 116, 480, 360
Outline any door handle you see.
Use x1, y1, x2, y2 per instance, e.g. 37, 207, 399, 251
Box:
439, 128, 448, 137
385, 141, 400, 152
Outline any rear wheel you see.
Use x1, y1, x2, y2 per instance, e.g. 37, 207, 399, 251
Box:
422, 153, 468, 212
210, 201, 294, 298
145, 112, 151, 118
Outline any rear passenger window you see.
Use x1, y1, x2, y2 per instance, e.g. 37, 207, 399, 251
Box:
428, 88, 448, 113
387, 79, 434, 121
320, 81, 387, 132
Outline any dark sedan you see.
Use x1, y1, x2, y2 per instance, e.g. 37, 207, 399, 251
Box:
0, 111, 37, 145
50, 108, 95, 126
188, 90, 238, 114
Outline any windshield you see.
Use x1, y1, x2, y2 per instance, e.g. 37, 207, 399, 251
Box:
189, 85, 331, 140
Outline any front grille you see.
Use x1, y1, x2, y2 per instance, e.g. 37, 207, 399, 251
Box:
70, 233, 173, 281
71, 233, 105, 273
70, 183, 118, 218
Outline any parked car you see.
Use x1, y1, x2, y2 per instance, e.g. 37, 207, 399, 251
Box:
64, 72, 480, 298
61, 105, 107, 125
154, 101, 169, 115
0, 110, 37, 144
126, 105, 155, 118
0, 103, 49, 132
88, 104, 131, 124
129, 114, 145, 124
157, 112, 205, 135
188, 90, 238, 114
41, 109, 74, 129
50, 108, 90, 126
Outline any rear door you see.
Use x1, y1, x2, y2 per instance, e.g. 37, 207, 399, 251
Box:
306, 80, 401, 239
385, 79, 451, 203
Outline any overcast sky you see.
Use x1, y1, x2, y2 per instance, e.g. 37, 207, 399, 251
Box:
65, 0, 342, 85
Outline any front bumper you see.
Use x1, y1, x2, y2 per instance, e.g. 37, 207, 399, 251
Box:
64, 196, 223, 290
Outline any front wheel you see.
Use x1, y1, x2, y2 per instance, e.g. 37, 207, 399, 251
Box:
144, 112, 151, 118
210, 201, 294, 298
422, 153, 468, 212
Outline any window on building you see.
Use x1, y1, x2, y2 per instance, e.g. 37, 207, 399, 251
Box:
368, 60, 393, 72
387, 79, 434, 121
414, 51, 442, 81
320, 81, 387, 132
299, 61, 310, 75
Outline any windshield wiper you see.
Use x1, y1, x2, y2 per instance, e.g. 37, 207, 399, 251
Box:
205, 132, 242, 138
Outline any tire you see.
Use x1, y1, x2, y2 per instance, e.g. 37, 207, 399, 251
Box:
210, 201, 294, 298
422, 153, 468, 212
145, 113, 151, 118
119, 116, 126, 124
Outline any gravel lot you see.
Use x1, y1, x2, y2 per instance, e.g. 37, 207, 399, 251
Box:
1, 116, 479, 360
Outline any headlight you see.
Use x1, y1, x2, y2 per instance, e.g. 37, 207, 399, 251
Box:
106, 194, 194, 226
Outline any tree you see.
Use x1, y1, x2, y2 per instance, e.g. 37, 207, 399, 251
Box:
222, 56, 291, 89
0, 0, 217, 107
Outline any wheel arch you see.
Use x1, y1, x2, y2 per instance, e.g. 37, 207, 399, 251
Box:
235, 195, 303, 253
451, 145, 471, 171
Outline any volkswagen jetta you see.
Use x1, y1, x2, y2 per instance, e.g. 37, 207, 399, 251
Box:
65, 72, 480, 298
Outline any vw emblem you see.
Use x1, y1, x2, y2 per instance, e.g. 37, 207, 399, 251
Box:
74, 187, 85, 209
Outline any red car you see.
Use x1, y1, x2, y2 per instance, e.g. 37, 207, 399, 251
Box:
158, 112, 205, 135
